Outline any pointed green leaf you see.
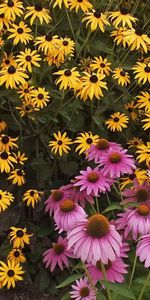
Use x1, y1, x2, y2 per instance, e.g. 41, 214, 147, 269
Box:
57, 274, 82, 288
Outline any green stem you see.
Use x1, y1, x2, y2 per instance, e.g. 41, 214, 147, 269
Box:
74, 31, 91, 63
95, 197, 99, 213
106, 192, 116, 219
100, 262, 112, 300
129, 255, 137, 287
137, 270, 150, 300
65, 8, 76, 41
82, 261, 97, 293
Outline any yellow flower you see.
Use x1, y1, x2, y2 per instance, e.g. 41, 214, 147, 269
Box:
34, 34, 60, 54
17, 82, 35, 101
8, 21, 33, 45
123, 27, 150, 53
0, 121, 7, 133
124, 101, 138, 121
106, 112, 129, 131
0, 151, 17, 173
31, 87, 50, 109
1, 52, 16, 69
137, 91, 150, 112
90, 56, 111, 76
74, 132, 99, 154
0, 37, 4, 49
16, 99, 39, 117
136, 142, 150, 167
45, 49, 65, 67
77, 72, 107, 101
52, 0, 69, 8
54, 68, 80, 90
120, 169, 148, 190
142, 114, 150, 130
112, 68, 130, 86
128, 137, 143, 148
49, 131, 72, 156
0, 13, 10, 30
16, 49, 41, 73
68, 0, 93, 12
0, 65, 29, 89
7, 169, 25, 186
0, 260, 24, 289
7, 249, 26, 264
0, 0, 24, 21
110, 27, 128, 48
9, 227, 33, 248
25, 3, 51, 26
23, 189, 42, 208
13, 151, 28, 165
109, 8, 137, 28
0, 135, 18, 152
79, 57, 93, 73
132, 62, 150, 85
82, 10, 110, 32
0, 190, 14, 212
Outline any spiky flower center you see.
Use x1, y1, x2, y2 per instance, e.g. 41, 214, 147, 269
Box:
136, 189, 149, 202
96, 259, 112, 271
86, 138, 93, 144
17, 27, 24, 34
145, 66, 150, 73
90, 75, 98, 83
64, 70, 71, 76
52, 190, 64, 202
8, 66, 16, 74
137, 204, 150, 216
86, 214, 109, 238
87, 171, 99, 183
109, 152, 122, 163
60, 199, 75, 212
80, 286, 90, 297
113, 117, 119, 122
7, 269, 15, 277
1, 136, 9, 144
16, 229, 24, 237
96, 138, 109, 150
53, 243, 65, 255
14, 250, 20, 257
1, 151, 8, 159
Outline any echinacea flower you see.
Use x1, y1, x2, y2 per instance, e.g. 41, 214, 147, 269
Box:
105, 112, 129, 132
45, 187, 71, 216
54, 199, 87, 232
122, 179, 150, 204
70, 277, 96, 300
43, 237, 74, 272
99, 148, 136, 178
74, 166, 112, 196
67, 213, 122, 264
136, 234, 150, 268
0, 260, 24, 289
9, 227, 33, 248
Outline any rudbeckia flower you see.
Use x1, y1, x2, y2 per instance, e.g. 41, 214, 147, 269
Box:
0, 260, 24, 289
0, 13, 10, 30
0, 65, 29, 89
30, 87, 50, 108
110, 27, 128, 47
16, 49, 41, 73
105, 112, 129, 132
123, 27, 150, 53
34, 34, 60, 54
112, 68, 130, 86
0, 0, 24, 21
9, 227, 33, 248
54, 68, 80, 90
120, 169, 148, 190
16, 99, 39, 117
17, 82, 35, 100
25, 3, 51, 26
0, 121, 7, 133
7, 169, 25, 186
136, 142, 150, 167
142, 114, 150, 131
127, 137, 143, 148
82, 9, 110, 32
68, 0, 93, 13
13, 151, 28, 165
49, 131, 72, 156
0, 37, 4, 49
132, 62, 150, 84
8, 21, 33, 45
0, 190, 14, 212
7, 248, 26, 264
0, 151, 17, 173
23, 189, 42, 208
74, 132, 99, 155
124, 101, 138, 120
52, 0, 69, 8
0, 135, 18, 152
1, 52, 16, 69
109, 8, 137, 28
137, 91, 150, 112
90, 56, 111, 76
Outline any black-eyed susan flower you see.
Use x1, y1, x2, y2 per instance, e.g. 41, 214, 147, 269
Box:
31, 87, 50, 109
16, 49, 41, 73
112, 68, 130, 86
0, 190, 14, 212
49, 131, 72, 156
0, 260, 24, 289
74, 132, 99, 154
13, 151, 28, 165
1, 52, 16, 69
0, 65, 29, 89
0, 0, 24, 21
0, 37, 4, 49
120, 169, 148, 190
52, 0, 69, 8
77, 72, 107, 101
128, 137, 143, 148
60, 37, 75, 56
79, 57, 93, 72
54, 68, 80, 90
109, 8, 137, 28
90, 56, 111, 76
137, 91, 150, 112
124, 101, 138, 121
68, 0, 93, 12
132, 62, 150, 84
110, 27, 128, 47
17, 82, 34, 101
106, 112, 129, 131
0, 135, 18, 152
0, 13, 10, 30
142, 114, 150, 130
8, 21, 33, 45
0, 151, 17, 173
123, 27, 150, 53
34, 34, 59, 54
16, 99, 39, 117
7, 169, 25, 186
0, 121, 7, 133
45, 49, 65, 67
23, 189, 42, 208
82, 9, 110, 32
9, 227, 33, 248
136, 142, 150, 167
7, 249, 26, 264
25, 3, 51, 26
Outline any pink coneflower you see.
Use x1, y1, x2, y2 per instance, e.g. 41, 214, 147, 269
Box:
43, 237, 74, 272
74, 167, 113, 196
45, 187, 71, 216
62, 181, 94, 208
86, 138, 122, 163
136, 234, 150, 268
54, 199, 87, 233
67, 214, 122, 264
122, 179, 150, 204
87, 257, 128, 284
99, 148, 136, 178
70, 277, 96, 300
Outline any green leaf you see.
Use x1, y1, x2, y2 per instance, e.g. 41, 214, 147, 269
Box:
39, 271, 51, 291
61, 293, 71, 300
96, 291, 107, 300
101, 281, 136, 299
102, 203, 122, 214
57, 274, 82, 288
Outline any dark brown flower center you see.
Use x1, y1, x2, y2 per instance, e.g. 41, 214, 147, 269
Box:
96, 138, 109, 150
109, 152, 122, 163
77, 0, 83, 2
52, 190, 64, 202
14, 250, 20, 257
35, 3, 43, 11
63, 40, 69, 46
26, 55, 32, 62
45, 34, 52, 41
94, 10, 101, 18
25, 105, 32, 112
90, 75, 98, 83
144, 66, 150, 73
0, 13, 4, 18
17, 27, 24, 34
86, 138, 93, 144
53, 243, 65, 255
120, 7, 128, 15
17, 169, 23, 176
86, 214, 109, 238
7, 1, 14, 7
137, 204, 150, 216
60, 199, 75, 212
128, 107, 133, 112
8, 66, 16, 74
64, 70, 71, 76
1, 136, 9, 144
96, 259, 112, 271
1, 151, 8, 159
113, 117, 119, 122
100, 63, 105, 68
57, 140, 63, 145
24, 88, 29, 93
135, 28, 142, 36
80, 287, 90, 297
87, 171, 99, 183
16, 229, 24, 237
120, 71, 125, 76
7, 270, 14, 277
5, 59, 10, 65
129, 173, 136, 180
136, 189, 149, 202
38, 93, 44, 100
30, 190, 35, 196
0, 194, 2, 200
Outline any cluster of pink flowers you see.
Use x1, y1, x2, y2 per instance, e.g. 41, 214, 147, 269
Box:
43, 138, 150, 299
